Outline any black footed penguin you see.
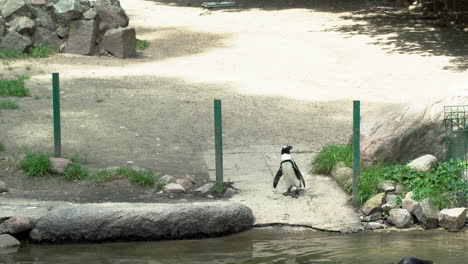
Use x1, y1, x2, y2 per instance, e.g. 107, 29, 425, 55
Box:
273, 145, 306, 198
395, 257, 434, 264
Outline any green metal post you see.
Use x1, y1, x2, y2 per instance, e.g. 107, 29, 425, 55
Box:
214, 99, 223, 186
52, 73, 61, 157
353, 100, 360, 205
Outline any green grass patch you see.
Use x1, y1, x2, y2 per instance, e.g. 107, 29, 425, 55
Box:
90, 170, 114, 184
64, 163, 90, 181
115, 167, 160, 186
20, 152, 52, 177
0, 50, 27, 59
311, 144, 352, 174
136, 39, 148, 50
0, 141, 4, 152
0, 100, 18, 109
30, 45, 56, 58
0, 76, 30, 97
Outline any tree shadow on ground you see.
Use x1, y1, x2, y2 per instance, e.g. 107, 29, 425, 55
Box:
0, 73, 386, 202
327, 6, 468, 72
147, 0, 376, 12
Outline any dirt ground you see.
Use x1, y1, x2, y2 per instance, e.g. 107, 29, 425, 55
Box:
0, 0, 467, 202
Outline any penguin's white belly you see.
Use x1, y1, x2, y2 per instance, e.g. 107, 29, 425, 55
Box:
281, 162, 300, 189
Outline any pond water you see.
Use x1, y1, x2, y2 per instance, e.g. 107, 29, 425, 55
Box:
1, 228, 467, 264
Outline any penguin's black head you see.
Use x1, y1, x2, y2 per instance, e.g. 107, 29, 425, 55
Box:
281, 145, 293, 154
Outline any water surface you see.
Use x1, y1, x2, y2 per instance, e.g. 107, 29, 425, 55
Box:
1, 228, 466, 264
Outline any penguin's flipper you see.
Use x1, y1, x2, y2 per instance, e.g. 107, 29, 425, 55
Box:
273, 167, 283, 189
292, 161, 306, 187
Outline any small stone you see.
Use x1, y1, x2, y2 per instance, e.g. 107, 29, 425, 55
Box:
195, 182, 214, 195
363, 222, 385, 230
438, 208, 467, 230
394, 184, 403, 194
207, 194, 214, 199
185, 175, 195, 183
49, 157, 72, 174
407, 154, 438, 173
164, 183, 185, 193
360, 212, 381, 222
0, 234, 20, 248
27, 0, 47, 5
386, 194, 398, 203
224, 187, 239, 197
83, 9, 97, 20
0, 181, 8, 193
378, 180, 395, 192
382, 201, 399, 212
160, 175, 176, 184
56, 25, 68, 38
464, 28, 468, 33
176, 178, 193, 190
3, 216, 32, 234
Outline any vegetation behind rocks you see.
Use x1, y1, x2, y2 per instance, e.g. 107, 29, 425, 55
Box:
312, 144, 467, 209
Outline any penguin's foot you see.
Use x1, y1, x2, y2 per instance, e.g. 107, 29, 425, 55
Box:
282, 191, 291, 196
291, 190, 300, 198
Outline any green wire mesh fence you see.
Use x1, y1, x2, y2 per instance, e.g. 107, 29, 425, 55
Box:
444, 105, 468, 206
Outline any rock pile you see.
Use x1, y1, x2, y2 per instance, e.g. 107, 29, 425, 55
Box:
0, 0, 136, 58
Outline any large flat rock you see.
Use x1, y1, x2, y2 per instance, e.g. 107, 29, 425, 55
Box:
204, 145, 363, 232
30, 202, 253, 242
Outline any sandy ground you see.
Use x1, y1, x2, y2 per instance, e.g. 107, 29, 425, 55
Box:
0, 0, 467, 205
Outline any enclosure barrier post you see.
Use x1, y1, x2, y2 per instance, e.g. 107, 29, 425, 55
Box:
214, 99, 223, 186
52, 73, 61, 158
353, 100, 360, 205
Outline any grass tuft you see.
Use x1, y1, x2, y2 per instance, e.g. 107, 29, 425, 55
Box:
0, 76, 30, 97
136, 39, 148, 50
91, 170, 114, 184
30, 45, 56, 58
0, 141, 4, 152
20, 152, 52, 177
115, 167, 158, 186
0, 50, 27, 59
0, 100, 18, 109
64, 163, 90, 181
311, 144, 352, 174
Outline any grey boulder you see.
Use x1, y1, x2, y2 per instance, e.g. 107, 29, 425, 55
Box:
10, 16, 35, 34
0, 30, 32, 52
361, 192, 385, 216
66, 19, 97, 55
30, 202, 254, 242
438, 207, 467, 230
54, 0, 83, 22
32, 7, 55, 30
0, 234, 20, 248
95, 0, 129, 27
388, 208, 413, 228
407, 154, 438, 173
102, 27, 136, 58
413, 199, 439, 229
331, 161, 353, 185
2, 0, 31, 19
359, 97, 468, 164
0, 180, 8, 193
3, 216, 32, 234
